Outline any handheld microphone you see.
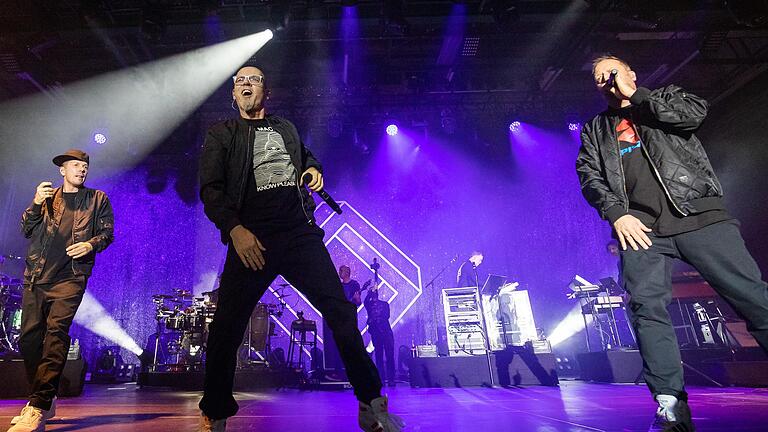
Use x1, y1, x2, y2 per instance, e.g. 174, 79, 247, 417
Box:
302, 173, 342, 215
605, 68, 618, 88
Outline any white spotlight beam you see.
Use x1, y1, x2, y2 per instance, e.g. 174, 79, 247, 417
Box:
548, 302, 593, 348
74, 291, 143, 355
0, 29, 273, 177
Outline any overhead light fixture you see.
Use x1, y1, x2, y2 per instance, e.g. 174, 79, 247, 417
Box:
383, 0, 409, 36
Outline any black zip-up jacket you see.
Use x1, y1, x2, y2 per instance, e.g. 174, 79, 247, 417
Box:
576, 85, 724, 224
199, 115, 321, 244
21, 187, 114, 285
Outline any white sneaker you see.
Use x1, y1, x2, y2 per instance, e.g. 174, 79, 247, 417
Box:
7, 405, 45, 432
649, 395, 694, 432
656, 395, 679, 422
358, 396, 405, 432
11, 398, 56, 425
199, 412, 227, 432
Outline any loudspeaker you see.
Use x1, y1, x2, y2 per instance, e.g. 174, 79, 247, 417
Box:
577, 350, 644, 383
322, 319, 344, 371
0, 356, 87, 398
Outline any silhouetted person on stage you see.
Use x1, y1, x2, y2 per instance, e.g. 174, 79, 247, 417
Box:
197, 65, 403, 432
577, 54, 768, 432
456, 251, 483, 287
364, 288, 396, 387
340, 264, 363, 306
12, 149, 114, 432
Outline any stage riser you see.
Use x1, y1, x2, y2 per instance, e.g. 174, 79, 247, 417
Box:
0, 358, 87, 398
577, 351, 643, 383
408, 352, 558, 388
699, 362, 768, 387
578, 350, 768, 387
137, 369, 300, 390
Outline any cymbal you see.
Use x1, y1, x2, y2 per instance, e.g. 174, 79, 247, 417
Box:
174, 289, 193, 296
152, 294, 175, 299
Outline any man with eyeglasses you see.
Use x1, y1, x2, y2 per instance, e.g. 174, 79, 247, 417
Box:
197, 65, 403, 432
577, 54, 768, 432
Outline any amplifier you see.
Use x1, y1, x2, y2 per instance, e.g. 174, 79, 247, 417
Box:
530, 339, 552, 354
416, 345, 438, 358
448, 324, 483, 334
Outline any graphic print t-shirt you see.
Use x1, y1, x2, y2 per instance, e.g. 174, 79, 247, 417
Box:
240, 119, 307, 234
617, 115, 729, 236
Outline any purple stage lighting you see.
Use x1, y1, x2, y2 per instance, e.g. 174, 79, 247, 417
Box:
93, 133, 107, 144
508, 121, 521, 132
568, 122, 581, 131
386, 124, 399, 136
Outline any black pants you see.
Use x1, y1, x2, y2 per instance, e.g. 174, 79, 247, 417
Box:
199, 224, 382, 420
621, 220, 768, 400
370, 326, 395, 384
19, 277, 86, 411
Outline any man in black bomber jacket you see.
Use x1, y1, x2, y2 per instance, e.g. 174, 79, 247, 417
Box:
196, 65, 403, 432
577, 55, 768, 432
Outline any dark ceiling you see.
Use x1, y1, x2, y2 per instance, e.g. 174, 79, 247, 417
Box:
1, 1, 768, 134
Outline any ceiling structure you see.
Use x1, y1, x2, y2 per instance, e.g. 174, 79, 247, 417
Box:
1, 0, 767, 150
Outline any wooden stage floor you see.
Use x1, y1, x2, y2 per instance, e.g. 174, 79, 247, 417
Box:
1, 380, 767, 431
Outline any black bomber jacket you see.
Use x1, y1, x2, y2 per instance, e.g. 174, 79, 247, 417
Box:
21, 187, 114, 285
576, 85, 725, 224
198, 115, 321, 244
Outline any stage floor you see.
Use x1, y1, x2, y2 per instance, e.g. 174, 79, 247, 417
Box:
0, 381, 766, 431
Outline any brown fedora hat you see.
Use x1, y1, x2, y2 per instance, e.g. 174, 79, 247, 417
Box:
52, 149, 90, 167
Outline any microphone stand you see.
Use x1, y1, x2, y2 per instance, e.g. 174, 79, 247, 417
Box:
473, 264, 495, 387
423, 255, 458, 346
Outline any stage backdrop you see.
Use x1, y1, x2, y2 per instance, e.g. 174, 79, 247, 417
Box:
3, 69, 766, 368
0, 119, 618, 367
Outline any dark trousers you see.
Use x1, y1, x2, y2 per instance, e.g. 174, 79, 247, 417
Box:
370, 326, 395, 384
621, 220, 768, 399
19, 277, 86, 410
199, 224, 382, 420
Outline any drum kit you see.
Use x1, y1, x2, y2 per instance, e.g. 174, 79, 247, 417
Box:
147, 285, 291, 372
148, 288, 217, 371
0, 255, 24, 354
0, 276, 23, 353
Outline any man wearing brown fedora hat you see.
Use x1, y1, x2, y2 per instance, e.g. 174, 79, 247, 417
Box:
10, 149, 114, 432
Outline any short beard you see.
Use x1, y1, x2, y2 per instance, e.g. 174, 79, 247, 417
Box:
238, 97, 263, 114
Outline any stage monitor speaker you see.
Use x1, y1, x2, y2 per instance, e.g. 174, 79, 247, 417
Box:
322, 320, 344, 371
577, 350, 644, 383
0, 356, 87, 398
